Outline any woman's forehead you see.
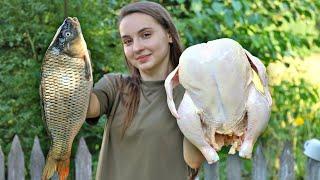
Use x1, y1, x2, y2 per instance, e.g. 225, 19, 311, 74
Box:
119, 13, 162, 36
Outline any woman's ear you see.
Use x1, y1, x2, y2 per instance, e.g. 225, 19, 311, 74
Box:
168, 32, 173, 43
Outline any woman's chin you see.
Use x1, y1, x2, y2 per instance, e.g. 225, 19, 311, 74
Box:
138, 62, 154, 72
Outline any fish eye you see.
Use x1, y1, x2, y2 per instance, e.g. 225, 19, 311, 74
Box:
65, 31, 72, 37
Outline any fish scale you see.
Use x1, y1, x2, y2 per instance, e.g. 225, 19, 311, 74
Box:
42, 53, 91, 159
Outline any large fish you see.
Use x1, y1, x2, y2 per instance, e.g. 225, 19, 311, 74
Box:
40, 17, 92, 180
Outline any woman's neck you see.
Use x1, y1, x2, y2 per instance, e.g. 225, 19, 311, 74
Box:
140, 62, 173, 81
140, 71, 168, 81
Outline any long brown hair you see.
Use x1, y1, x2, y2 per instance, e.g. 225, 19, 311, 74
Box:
118, 1, 183, 137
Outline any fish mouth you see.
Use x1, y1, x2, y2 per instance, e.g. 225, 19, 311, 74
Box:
64, 17, 79, 27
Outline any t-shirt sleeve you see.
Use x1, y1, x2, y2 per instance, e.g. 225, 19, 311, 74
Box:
85, 73, 122, 125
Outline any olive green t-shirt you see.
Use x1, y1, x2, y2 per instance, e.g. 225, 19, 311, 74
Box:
88, 73, 188, 180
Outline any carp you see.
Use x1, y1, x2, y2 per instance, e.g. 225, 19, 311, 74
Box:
165, 38, 272, 163
40, 17, 92, 180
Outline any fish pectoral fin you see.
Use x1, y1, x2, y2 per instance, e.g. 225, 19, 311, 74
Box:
84, 53, 92, 81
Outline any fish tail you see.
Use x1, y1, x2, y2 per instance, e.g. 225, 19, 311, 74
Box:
42, 155, 57, 180
42, 154, 70, 180
57, 158, 70, 180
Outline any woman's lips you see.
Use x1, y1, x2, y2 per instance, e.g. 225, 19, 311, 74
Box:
136, 54, 151, 63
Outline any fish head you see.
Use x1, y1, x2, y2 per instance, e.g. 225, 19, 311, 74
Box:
48, 17, 88, 58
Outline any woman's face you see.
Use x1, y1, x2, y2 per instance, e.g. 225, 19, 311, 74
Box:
119, 13, 172, 78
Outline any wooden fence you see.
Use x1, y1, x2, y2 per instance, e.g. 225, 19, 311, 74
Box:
0, 135, 319, 180
0, 135, 91, 180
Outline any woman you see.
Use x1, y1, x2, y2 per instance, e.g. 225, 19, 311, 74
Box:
86, 1, 204, 179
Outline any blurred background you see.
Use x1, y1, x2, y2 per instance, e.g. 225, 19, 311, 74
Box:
0, 0, 319, 179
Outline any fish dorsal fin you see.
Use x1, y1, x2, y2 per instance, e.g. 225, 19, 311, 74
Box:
164, 65, 180, 119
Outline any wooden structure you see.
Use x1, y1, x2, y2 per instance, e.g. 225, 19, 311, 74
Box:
0, 135, 319, 180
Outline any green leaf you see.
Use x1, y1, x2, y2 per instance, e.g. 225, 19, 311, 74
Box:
224, 10, 234, 28
231, 0, 242, 12
211, 2, 224, 14
191, 0, 203, 13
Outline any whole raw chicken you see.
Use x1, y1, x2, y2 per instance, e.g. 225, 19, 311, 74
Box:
165, 38, 272, 164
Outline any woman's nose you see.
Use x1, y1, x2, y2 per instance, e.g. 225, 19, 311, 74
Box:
133, 39, 144, 53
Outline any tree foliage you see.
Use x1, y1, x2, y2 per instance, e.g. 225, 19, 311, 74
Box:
167, 0, 320, 64
0, 0, 319, 178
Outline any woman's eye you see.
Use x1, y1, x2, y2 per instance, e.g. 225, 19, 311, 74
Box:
142, 32, 151, 38
123, 39, 132, 46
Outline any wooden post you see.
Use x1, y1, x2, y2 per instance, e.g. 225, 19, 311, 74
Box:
204, 161, 219, 180
8, 135, 25, 180
0, 146, 5, 180
279, 141, 295, 180
75, 137, 92, 180
64, 0, 68, 18
252, 144, 267, 180
227, 154, 241, 180
306, 158, 320, 180
30, 136, 45, 180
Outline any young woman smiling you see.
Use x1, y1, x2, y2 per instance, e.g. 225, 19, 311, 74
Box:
86, 2, 204, 180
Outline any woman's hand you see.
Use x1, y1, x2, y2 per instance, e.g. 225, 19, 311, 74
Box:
183, 137, 205, 169
86, 92, 100, 118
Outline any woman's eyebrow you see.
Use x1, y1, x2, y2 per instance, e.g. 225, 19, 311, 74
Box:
121, 27, 153, 39
138, 27, 152, 33
121, 35, 130, 39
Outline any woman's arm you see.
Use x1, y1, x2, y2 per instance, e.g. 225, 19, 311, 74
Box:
183, 137, 205, 169
86, 92, 100, 118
